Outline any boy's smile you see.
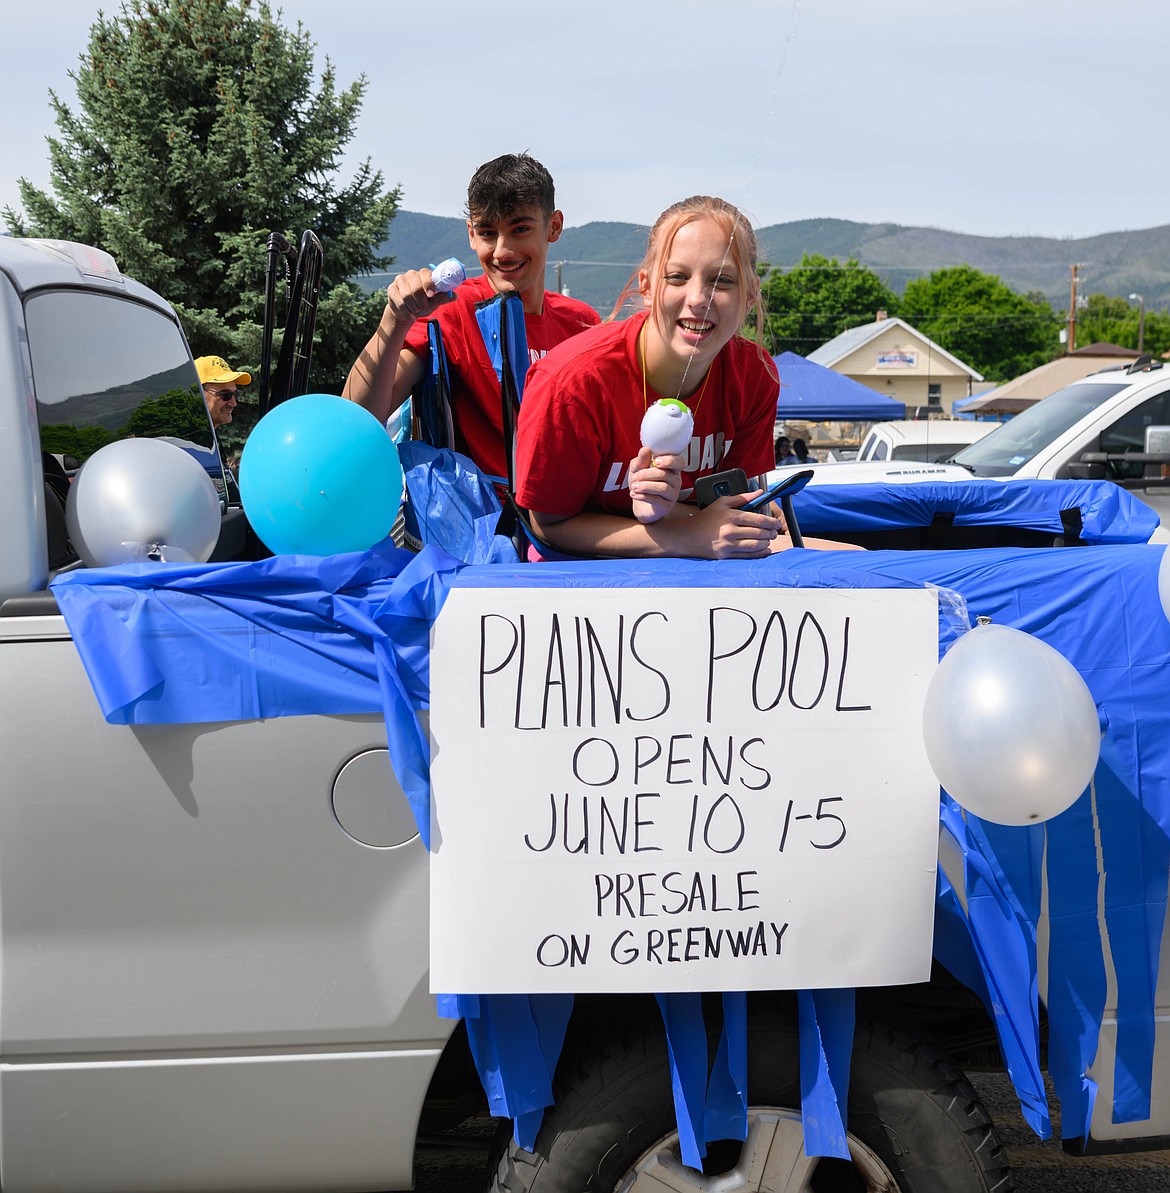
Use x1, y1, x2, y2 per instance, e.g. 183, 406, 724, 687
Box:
467, 206, 563, 311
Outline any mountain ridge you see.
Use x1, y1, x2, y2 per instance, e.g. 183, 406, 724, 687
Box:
360, 210, 1170, 320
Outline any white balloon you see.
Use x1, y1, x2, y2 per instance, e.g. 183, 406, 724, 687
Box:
1158, 545, 1170, 622
922, 622, 1100, 825
640, 399, 694, 457
65, 439, 221, 568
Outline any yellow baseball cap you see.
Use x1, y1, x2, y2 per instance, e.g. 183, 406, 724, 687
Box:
195, 355, 251, 386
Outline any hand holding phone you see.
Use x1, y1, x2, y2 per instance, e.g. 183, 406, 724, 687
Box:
741, 469, 814, 513
693, 468, 749, 509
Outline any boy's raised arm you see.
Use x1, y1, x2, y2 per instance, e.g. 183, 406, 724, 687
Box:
342, 268, 454, 423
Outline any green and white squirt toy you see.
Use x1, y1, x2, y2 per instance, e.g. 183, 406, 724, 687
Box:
640, 398, 694, 458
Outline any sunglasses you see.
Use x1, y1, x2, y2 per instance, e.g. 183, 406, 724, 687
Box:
204, 387, 238, 401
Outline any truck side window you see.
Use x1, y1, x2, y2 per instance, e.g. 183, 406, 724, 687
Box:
872, 440, 889, 461
27, 290, 221, 474
25, 289, 228, 568
1097, 391, 1170, 480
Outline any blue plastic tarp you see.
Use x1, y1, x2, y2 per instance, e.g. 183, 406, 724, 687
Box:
50, 525, 1170, 1163
791, 478, 1159, 545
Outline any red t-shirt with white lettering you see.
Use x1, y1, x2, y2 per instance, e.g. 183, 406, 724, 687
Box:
515, 312, 779, 517
404, 274, 599, 479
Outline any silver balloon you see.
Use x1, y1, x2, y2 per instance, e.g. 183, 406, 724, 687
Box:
922, 622, 1100, 826
65, 438, 221, 567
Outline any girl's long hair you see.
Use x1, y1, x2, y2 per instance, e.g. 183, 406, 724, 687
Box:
609, 196, 766, 345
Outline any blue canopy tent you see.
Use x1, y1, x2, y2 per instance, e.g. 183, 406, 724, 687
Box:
774, 351, 906, 421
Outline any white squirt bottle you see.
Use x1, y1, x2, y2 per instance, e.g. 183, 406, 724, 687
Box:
429, 257, 467, 294
639, 398, 694, 459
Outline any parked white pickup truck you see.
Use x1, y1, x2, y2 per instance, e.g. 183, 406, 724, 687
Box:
949, 361, 1170, 536
3, 237, 1169, 1193
856, 419, 994, 464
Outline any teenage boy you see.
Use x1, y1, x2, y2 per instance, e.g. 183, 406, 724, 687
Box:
343, 153, 599, 480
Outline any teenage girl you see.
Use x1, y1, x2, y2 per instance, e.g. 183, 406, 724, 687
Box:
516, 195, 849, 558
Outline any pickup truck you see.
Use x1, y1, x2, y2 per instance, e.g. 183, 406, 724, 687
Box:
792, 363, 1170, 542
3, 235, 1169, 1193
854, 418, 994, 464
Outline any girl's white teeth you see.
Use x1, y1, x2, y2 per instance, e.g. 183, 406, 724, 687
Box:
681, 320, 713, 332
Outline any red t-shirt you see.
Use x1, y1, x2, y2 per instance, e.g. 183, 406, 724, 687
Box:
515, 312, 779, 518
404, 274, 599, 479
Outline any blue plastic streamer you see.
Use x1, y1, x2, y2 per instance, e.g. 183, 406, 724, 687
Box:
457, 993, 572, 1132
703, 992, 749, 1144
933, 867, 992, 1007
435, 993, 481, 1019
654, 993, 710, 1167
797, 989, 855, 1159
1043, 793, 1106, 1141
1093, 760, 1169, 1123
940, 798, 1050, 1137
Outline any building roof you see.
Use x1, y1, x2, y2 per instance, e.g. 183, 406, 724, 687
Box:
980, 352, 1136, 403
807, 317, 983, 380
954, 390, 1039, 416
1071, 341, 1142, 357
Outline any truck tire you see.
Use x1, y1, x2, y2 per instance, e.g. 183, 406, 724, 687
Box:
490, 1008, 1012, 1192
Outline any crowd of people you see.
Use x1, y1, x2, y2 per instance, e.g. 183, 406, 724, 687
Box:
204, 152, 846, 560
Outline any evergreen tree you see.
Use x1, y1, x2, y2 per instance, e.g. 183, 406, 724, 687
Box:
761, 254, 900, 356
4, 0, 398, 393
900, 266, 1060, 382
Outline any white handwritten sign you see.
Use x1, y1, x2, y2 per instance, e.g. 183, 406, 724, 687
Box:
429, 587, 939, 994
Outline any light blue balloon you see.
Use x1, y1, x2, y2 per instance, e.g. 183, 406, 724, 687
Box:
239, 393, 403, 556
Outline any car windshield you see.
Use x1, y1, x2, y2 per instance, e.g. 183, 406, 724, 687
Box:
952, 381, 1131, 475
26, 288, 223, 479
891, 443, 969, 462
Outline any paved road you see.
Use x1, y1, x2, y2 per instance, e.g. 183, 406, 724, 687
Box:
412, 1074, 1170, 1191
413, 1117, 497, 1192
970, 1072, 1170, 1193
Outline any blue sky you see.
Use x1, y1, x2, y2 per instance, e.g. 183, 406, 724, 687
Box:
4, 0, 1167, 239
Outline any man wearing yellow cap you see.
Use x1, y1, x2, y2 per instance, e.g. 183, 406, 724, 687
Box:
195, 355, 252, 428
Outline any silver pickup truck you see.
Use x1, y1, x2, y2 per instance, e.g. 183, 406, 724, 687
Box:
2, 236, 1168, 1193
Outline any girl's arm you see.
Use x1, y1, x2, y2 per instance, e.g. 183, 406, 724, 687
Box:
530, 493, 782, 560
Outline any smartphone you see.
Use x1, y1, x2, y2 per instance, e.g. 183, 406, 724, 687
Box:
741, 469, 815, 513
693, 468, 749, 509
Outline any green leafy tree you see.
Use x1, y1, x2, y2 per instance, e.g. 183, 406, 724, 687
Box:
760, 254, 900, 356
1072, 293, 1170, 357
39, 424, 113, 463
4, 0, 398, 393
123, 388, 210, 441
900, 266, 1060, 382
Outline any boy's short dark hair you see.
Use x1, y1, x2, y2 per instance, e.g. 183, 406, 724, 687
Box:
466, 153, 556, 224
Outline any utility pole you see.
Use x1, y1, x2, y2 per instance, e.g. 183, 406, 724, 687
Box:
1067, 264, 1080, 354
1130, 292, 1146, 353
555, 261, 564, 295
